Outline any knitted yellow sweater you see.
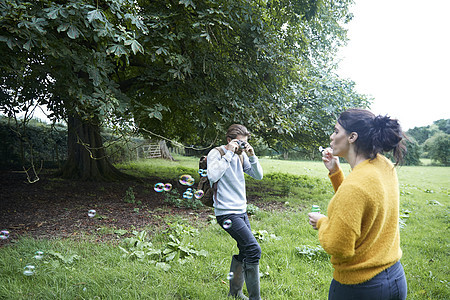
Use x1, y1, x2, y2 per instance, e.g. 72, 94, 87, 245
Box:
317, 154, 402, 284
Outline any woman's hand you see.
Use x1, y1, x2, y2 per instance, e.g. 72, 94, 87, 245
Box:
308, 212, 326, 230
322, 147, 340, 175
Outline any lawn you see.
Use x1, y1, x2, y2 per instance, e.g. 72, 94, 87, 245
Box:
0, 156, 448, 299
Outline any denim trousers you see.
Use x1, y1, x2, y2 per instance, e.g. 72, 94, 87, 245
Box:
329, 261, 407, 300
216, 213, 261, 264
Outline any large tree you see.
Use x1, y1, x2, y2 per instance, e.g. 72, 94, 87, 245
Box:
1, 0, 149, 180
0, 0, 369, 181
125, 0, 370, 150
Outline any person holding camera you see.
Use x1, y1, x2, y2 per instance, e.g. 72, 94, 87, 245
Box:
207, 124, 263, 300
308, 108, 408, 300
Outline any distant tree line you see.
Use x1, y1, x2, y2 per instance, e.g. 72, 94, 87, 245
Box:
406, 119, 450, 166
5, 116, 447, 168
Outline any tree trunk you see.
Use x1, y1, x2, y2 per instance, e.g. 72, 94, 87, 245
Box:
159, 140, 174, 161
58, 114, 133, 181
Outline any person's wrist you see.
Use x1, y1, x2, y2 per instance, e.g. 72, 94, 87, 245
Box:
328, 167, 339, 175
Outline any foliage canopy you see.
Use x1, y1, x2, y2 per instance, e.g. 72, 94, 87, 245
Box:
1, 0, 369, 148
0, 0, 372, 179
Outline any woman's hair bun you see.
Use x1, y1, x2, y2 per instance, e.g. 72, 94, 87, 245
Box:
338, 109, 407, 165
373, 115, 390, 129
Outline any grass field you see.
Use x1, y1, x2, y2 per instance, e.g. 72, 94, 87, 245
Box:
0, 156, 448, 299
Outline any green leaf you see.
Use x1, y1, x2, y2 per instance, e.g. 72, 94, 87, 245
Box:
165, 252, 176, 261
30, 17, 47, 34
155, 47, 168, 55
118, 246, 129, 254
155, 262, 171, 271
124, 39, 144, 54
135, 251, 145, 259
87, 66, 101, 87
6, 38, 16, 50
57, 23, 70, 32
130, 40, 144, 55
23, 39, 33, 51
114, 229, 128, 236
106, 44, 128, 57
87, 9, 105, 23
46, 7, 60, 20
67, 25, 80, 39
200, 32, 211, 42
179, 0, 196, 9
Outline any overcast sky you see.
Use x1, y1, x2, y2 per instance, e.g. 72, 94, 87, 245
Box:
336, 0, 450, 130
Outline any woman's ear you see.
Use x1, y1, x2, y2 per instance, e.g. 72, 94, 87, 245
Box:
348, 132, 358, 144
226, 137, 231, 143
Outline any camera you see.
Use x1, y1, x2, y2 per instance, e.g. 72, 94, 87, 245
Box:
236, 140, 247, 149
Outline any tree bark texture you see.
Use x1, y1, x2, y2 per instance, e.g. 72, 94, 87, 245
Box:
59, 114, 133, 181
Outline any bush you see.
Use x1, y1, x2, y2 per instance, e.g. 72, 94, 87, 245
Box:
403, 137, 421, 166
0, 116, 67, 167
423, 133, 450, 166
0, 116, 147, 167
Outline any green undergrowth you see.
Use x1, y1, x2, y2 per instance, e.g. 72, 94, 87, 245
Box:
118, 155, 335, 210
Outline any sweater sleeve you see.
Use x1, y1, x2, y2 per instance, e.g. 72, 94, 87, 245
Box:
206, 147, 234, 184
243, 154, 263, 180
317, 184, 367, 260
329, 168, 345, 192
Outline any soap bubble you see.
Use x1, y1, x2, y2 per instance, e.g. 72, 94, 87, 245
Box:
179, 174, 195, 186
198, 169, 204, 175
223, 219, 232, 229
88, 209, 96, 218
227, 272, 234, 280
186, 176, 195, 186
186, 188, 193, 192
154, 182, 165, 192
319, 146, 324, 153
194, 190, 204, 199
23, 264, 35, 276
0, 230, 9, 240
183, 191, 193, 199
163, 183, 172, 192
33, 251, 44, 260
179, 174, 191, 185
201, 169, 208, 177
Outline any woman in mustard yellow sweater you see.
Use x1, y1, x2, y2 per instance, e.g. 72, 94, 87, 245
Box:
308, 108, 408, 300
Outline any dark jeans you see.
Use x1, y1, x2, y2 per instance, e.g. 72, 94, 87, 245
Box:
329, 261, 407, 300
216, 213, 261, 264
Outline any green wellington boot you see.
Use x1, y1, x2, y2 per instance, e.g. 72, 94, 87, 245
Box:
228, 256, 249, 300
244, 262, 261, 300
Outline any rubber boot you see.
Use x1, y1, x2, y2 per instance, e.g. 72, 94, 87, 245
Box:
244, 262, 261, 300
228, 255, 249, 299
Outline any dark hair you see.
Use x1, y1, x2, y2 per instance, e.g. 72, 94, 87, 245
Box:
337, 108, 407, 165
226, 124, 250, 140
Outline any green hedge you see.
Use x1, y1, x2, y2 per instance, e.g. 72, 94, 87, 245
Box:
0, 117, 145, 168
0, 117, 67, 168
